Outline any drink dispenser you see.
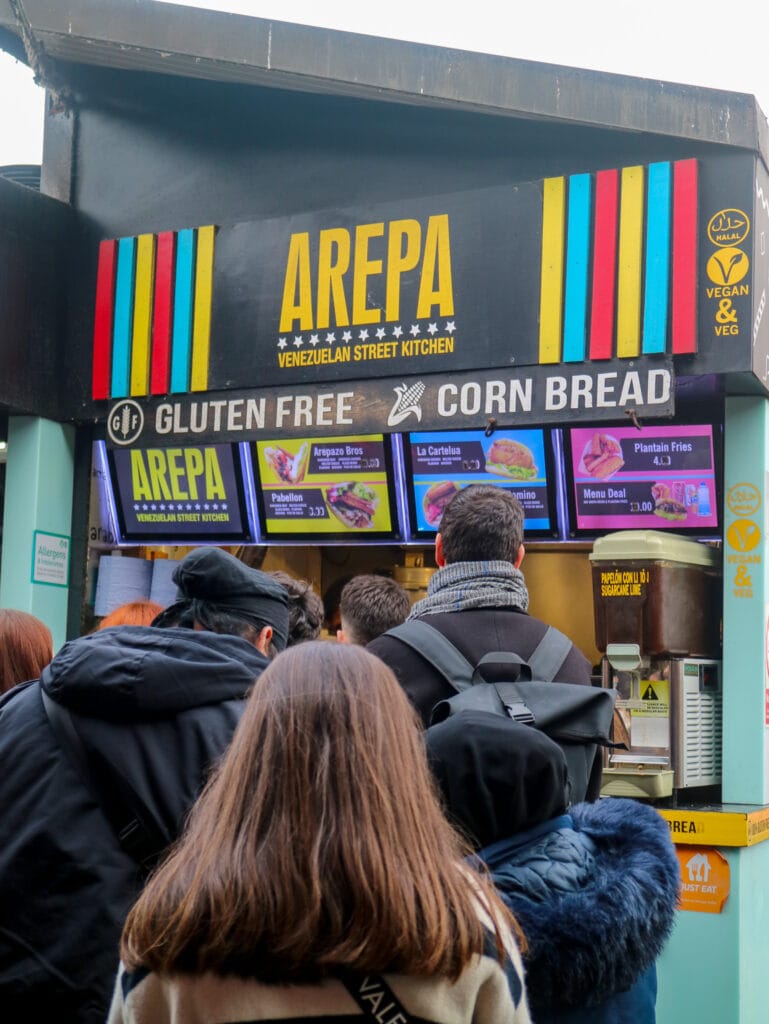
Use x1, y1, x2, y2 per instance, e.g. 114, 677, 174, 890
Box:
590, 530, 722, 800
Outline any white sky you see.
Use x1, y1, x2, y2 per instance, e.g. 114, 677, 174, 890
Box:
2, 0, 768, 167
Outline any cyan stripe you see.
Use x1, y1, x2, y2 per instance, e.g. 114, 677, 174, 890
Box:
562, 174, 591, 362
642, 161, 671, 353
111, 237, 136, 398
171, 228, 195, 393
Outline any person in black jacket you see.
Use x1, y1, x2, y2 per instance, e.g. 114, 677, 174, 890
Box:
0, 546, 289, 1024
367, 485, 592, 743
426, 710, 680, 1024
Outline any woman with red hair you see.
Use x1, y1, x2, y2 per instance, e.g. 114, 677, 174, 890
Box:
0, 609, 53, 695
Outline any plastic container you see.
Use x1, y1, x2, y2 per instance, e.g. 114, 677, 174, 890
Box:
589, 530, 722, 657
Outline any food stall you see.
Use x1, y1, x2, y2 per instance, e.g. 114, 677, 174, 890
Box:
1, 3, 769, 1020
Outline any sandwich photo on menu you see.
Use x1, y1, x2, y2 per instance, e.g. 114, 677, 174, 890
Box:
484, 437, 538, 480
263, 442, 310, 484
324, 481, 379, 529
651, 482, 687, 522
423, 480, 460, 527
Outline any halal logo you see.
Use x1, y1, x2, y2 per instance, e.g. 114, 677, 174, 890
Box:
107, 400, 144, 446
707, 209, 750, 247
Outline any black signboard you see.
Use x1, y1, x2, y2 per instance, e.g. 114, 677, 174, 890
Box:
108, 442, 251, 542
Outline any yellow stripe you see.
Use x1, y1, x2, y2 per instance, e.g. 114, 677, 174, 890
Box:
129, 233, 155, 396
616, 166, 645, 357
538, 178, 565, 363
191, 225, 216, 392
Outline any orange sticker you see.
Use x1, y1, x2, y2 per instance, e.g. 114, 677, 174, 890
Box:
677, 847, 730, 914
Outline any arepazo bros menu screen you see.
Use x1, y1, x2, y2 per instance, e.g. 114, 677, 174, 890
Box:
254, 435, 393, 534
569, 423, 718, 531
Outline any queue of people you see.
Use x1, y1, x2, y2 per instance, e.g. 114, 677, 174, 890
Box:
0, 485, 679, 1024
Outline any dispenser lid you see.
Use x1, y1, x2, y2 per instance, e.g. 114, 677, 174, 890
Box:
589, 529, 720, 568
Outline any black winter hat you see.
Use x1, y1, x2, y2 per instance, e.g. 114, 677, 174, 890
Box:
173, 547, 289, 651
425, 709, 570, 849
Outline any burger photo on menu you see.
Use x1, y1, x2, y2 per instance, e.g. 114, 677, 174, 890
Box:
484, 437, 538, 480
579, 432, 625, 480
324, 481, 379, 529
263, 442, 310, 484
651, 482, 687, 522
423, 480, 460, 527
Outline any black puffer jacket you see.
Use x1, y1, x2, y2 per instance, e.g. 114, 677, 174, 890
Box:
0, 625, 267, 1024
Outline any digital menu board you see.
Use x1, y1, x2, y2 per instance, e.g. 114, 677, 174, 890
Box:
252, 434, 398, 539
565, 423, 720, 535
108, 443, 251, 542
404, 428, 558, 539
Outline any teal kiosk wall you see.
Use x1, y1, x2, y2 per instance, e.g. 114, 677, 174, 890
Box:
0, 416, 75, 653
656, 396, 769, 1024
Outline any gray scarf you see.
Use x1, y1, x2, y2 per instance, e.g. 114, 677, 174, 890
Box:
408, 560, 529, 619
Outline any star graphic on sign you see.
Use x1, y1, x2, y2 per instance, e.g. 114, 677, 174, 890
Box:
204, 504, 210, 511
427, 322, 438, 335
142, 504, 148, 511
392, 325, 403, 338
342, 330, 353, 342
445, 321, 456, 333
151, 504, 157, 511
277, 337, 287, 349
310, 334, 320, 346
222, 503, 228, 510
159, 503, 166, 511
213, 503, 219, 511
186, 504, 192, 511
293, 336, 303, 348
195, 503, 201, 510
375, 327, 386, 339
326, 332, 336, 344
359, 328, 369, 341
133, 503, 140, 511
409, 323, 421, 337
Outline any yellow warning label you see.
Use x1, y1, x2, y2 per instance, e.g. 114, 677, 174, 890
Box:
634, 678, 669, 716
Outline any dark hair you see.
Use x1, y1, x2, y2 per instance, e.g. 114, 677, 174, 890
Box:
321, 574, 355, 631
120, 642, 521, 982
439, 485, 524, 564
268, 571, 324, 646
0, 609, 53, 694
151, 601, 273, 653
339, 574, 411, 645
98, 600, 164, 629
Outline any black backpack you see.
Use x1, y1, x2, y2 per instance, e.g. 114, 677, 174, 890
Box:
384, 620, 617, 805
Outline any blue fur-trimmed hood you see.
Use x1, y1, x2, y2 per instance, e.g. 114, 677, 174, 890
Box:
480, 797, 680, 1010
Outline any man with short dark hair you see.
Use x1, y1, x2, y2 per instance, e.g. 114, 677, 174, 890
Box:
0, 547, 289, 1023
368, 483, 591, 725
337, 574, 411, 646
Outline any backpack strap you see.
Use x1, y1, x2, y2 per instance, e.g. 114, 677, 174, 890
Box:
40, 688, 164, 873
385, 620, 475, 693
385, 620, 575, 691
525, 625, 573, 682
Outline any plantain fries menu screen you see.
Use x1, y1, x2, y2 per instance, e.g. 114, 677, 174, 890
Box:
566, 423, 719, 534
253, 435, 397, 538
404, 428, 557, 538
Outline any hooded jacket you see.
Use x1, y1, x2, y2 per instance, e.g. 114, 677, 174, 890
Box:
0, 624, 268, 1024
425, 712, 680, 1024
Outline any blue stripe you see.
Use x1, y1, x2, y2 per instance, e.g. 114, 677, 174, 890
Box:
562, 174, 592, 362
642, 161, 671, 353
111, 237, 136, 398
171, 228, 195, 393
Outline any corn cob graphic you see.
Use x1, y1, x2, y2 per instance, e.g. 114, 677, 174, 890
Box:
387, 380, 425, 427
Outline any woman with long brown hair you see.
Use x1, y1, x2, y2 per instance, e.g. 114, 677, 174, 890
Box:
0, 609, 53, 695
109, 641, 530, 1024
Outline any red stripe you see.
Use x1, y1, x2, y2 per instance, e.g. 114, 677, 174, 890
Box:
588, 169, 619, 359
671, 159, 698, 354
92, 239, 117, 399
151, 231, 175, 395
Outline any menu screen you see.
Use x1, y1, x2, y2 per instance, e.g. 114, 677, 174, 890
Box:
405, 428, 557, 538
109, 443, 250, 541
566, 423, 719, 533
253, 435, 397, 538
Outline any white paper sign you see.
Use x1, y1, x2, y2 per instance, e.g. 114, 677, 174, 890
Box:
32, 531, 70, 587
